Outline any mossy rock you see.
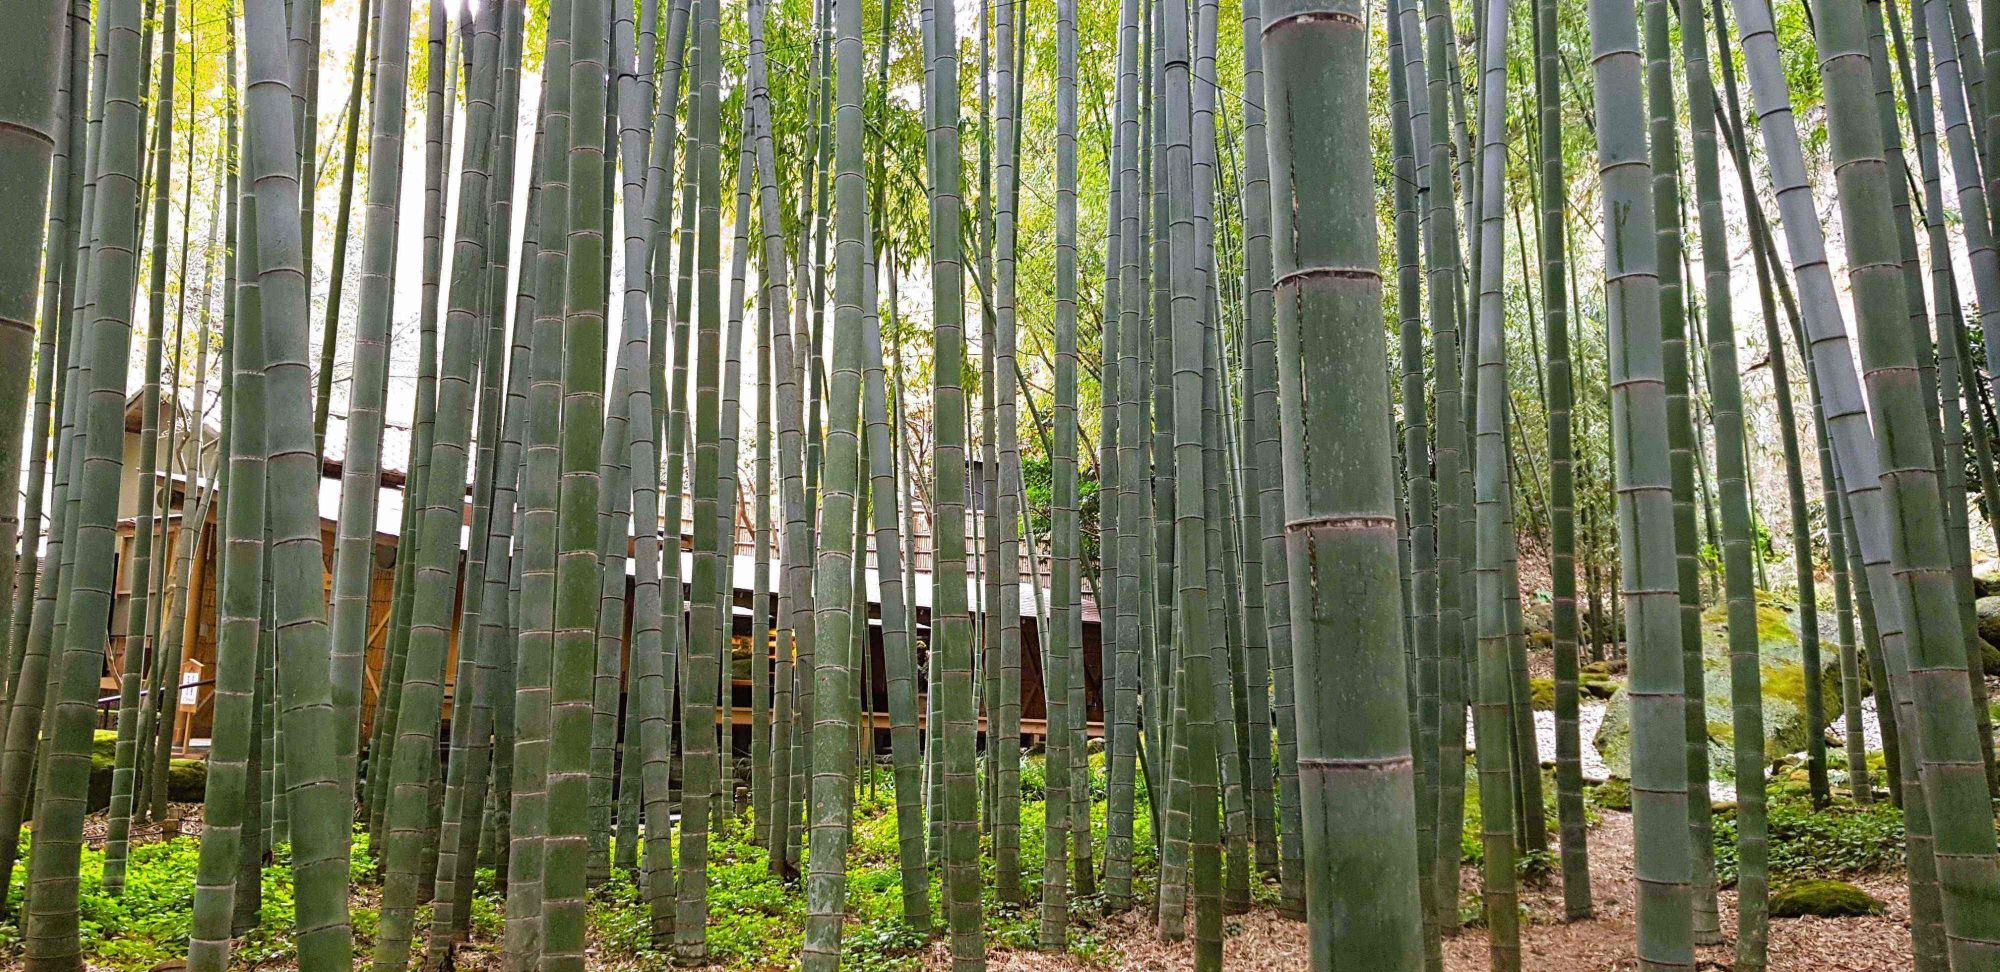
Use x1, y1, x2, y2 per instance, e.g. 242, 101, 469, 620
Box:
1579, 674, 1621, 700
88, 729, 118, 811
85, 730, 206, 810
1531, 674, 1616, 708
1522, 600, 1554, 639
1529, 677, 1555, 711
1976, 560, 2000, 598
1595, 590, 1840, 785
1588, 777, 1631, 811
166, 758, 207, 802
1582, 659, 1626, 677
1769, 880, 1885, 918
1977, 596, 2000, 650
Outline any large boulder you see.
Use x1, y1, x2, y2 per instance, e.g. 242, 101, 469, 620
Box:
1975, 596, 2000, 662
1975, 559, 2000, 598
1593, 591, 1841, 784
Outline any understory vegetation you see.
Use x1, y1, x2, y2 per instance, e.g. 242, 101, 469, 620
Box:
1, 754, 1157, 971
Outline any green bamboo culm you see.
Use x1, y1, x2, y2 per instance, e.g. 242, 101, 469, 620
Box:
1918, 0, 2000, 812
1418, 0, 1472, 906
1383, 1, 1435, 959
712, 104, 750, 832
433, 0, 527, 950
1642, 0, 1720, 939
1679, 0, 1766, 962
849, 86, 928, 931
1160, 0, 1222, 954
675, 0, 723, 950
1811, 0, 2000, 962
103, 0, 176, 895
990, 0, 1025, 906
138, 171, 222, 829
20, 0, 145, 962
370, 3, 504, 968
746, 0, 791, 874
611, 0, 678, 939
1235, 0, 1290, 907
1039, 0, 1079, 943
326, 0, 413, 816
365, 0, 453, 857
189, 130, 263, 972
545, 0, 609, 953
1468, 0, 1521, 963
1387, 0, 1444, 938
1890, 0, 2000, 814
920, 0, 984, 958
750, 0, 805, 885
1535, 0, 1589, 919
799, 0, 869, 958
1587, 0, 1698, 961
1259, 0, 1425, 964
1739, 0, 1985, 958
507, 0, 577, 960
0, 0, 86, 764
1102, 0, 1147, 914
1191, 0, 1252, 918
240, 0, 362, 960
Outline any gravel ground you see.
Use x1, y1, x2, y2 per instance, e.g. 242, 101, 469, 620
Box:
1463, 702, 1611, 784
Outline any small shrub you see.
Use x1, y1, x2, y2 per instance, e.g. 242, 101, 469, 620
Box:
1712, 797, 1904, 886
1588, 778, 1631, 811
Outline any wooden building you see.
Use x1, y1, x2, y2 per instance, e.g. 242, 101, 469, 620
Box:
107, 431, 1102, 761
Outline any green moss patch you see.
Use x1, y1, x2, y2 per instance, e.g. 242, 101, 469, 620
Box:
1769, 879, 1885, 918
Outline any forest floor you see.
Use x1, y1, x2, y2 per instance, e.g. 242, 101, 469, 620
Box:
10, 739, 1918, 970
915, 810, 1916, 971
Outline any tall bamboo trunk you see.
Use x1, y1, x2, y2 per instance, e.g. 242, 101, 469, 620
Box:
327, 0, 413, 825
1680, 0, 1767, 960
920, 0, 983, 958
1588, 0, 1697, 961
370, 4, 503, 968
1260, 0, 1425, 965
20, 0, 142, 961
505, 0, 576, 961
1534, 0, 1589, 920
1102, 0, 1148, 913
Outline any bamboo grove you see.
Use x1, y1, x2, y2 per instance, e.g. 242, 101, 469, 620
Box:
5, 0, 2000, 963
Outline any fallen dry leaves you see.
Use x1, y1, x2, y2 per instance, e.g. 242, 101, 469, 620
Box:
929, 810, 1918, 971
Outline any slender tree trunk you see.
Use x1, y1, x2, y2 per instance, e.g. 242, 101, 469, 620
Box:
920, 0, 982, 957
313, 0, 373, 460
328, 0, 412, 823
1588, 0, 1697, 961
505, 0, 575, 961
1102, 0, 1147, 914
543, 0, 610, 958
1682, 0, 1766, 960
370, 4, 503, 967
20, 0, 141, 959
1534, 0, 1589, 920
